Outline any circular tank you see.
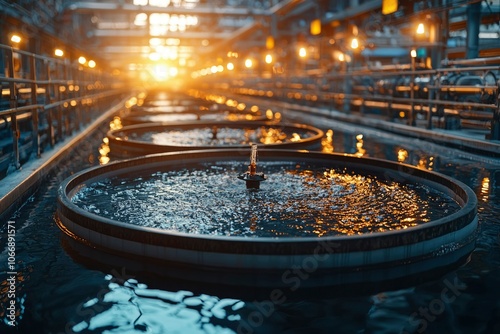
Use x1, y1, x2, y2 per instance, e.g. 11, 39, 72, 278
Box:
56, 149, 478, 288
122, 109, 269, 125
107, 121, 324, 158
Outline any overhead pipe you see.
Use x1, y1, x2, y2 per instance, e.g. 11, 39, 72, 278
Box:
441, 56, 500, 67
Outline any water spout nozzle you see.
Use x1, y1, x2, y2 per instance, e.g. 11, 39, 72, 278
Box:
238, 144, 266, 189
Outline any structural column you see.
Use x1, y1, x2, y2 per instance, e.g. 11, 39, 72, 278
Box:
490, 81, 500, 140
465, 2, 481, 59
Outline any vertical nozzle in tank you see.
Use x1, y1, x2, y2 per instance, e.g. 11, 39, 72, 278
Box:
238, 144, 266, 189
248, 143, 257, 175
211, 126, 218, 140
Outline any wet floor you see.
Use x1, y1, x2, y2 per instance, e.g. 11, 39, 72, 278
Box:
1, 112, 500, 334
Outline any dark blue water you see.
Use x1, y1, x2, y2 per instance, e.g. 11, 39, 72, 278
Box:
70, 161, 460, 237
1, 113, 500, 334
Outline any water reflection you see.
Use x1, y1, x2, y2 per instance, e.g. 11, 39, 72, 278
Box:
98, 137, 111, 165
109, 116, 122, 131
481, 177, 490, 203
70, 275, 241, 333
132, 126, 315, 146
416, 156, 435, 170
265, 109, 274, 120
321, 129, 334, 153
355, 134, 366, 157
397, 149, 408, 163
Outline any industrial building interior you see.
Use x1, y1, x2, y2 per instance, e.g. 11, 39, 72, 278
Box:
1, 0, 500, 333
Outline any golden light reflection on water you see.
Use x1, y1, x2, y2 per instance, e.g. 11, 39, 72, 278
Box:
98, 137, 111, 165
397, 149, 408, 162
225, 99, 238, 108
290, 133, 302, 142
145, 126, 313, 146
415, 156, 434, 170
283, 168, 426, 236
99, 155, 110, 165
259, 127, 288, 144
355, 134, 366, 157
135, 93, 146, 107
203, 93, 226, 104
109, 116, 123, 130
125, 96, 138, 109
266, 109, 274, 120
321, 129, 334, 153
481, 177, 490, 202
225, 113, 260, 121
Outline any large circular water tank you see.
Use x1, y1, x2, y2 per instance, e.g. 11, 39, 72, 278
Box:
56, 149, 478, 287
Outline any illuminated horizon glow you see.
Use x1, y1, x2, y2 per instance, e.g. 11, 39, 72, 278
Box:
133, 0, 200, 8
147, 13, 199, 36
143, 63, 179, 81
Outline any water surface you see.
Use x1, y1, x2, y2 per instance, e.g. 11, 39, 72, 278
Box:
71, 161, 460, 237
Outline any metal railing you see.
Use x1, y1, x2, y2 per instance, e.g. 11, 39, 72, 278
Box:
0, 44, 128, 178
208, 58, 500, 140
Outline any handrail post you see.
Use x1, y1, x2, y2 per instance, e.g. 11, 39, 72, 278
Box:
409, 58, 415, 126
44, 59, 55, 147
56, 76, 63, 141
7, 48, 21, 169
64, 59, 72, 136
427, 73, 439, 129
30, 54, 40, 157
343, 60, 352, 113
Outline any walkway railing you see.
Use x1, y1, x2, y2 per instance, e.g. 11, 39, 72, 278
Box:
203, 57, 500, 140
0, 44, 128, 179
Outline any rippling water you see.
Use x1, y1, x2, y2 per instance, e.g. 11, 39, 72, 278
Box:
125, 126, 314, 146
71, 162, 459, 237
126, 111, 262, 124
1, 113, 500, 334
140, 112, 261, 122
